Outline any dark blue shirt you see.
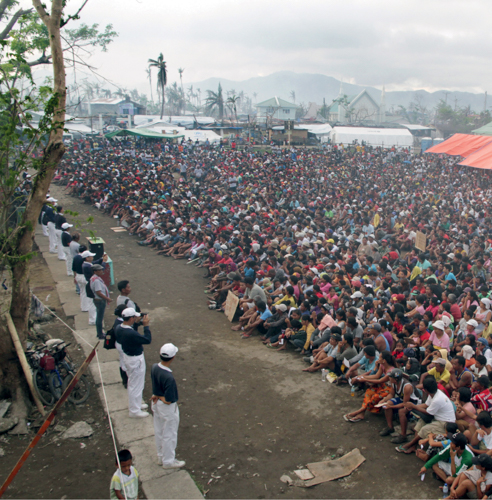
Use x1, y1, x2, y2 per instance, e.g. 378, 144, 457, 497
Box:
115, 324, 151, 356
151, 364, 178, 403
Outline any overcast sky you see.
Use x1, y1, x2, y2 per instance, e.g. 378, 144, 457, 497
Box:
28, 0, 490, 95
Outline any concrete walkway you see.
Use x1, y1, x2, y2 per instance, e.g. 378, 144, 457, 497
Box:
35, 229, 203, 500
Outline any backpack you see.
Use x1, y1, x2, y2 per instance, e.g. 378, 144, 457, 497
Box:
103, 327, 116, 350
86, 282, 95, 299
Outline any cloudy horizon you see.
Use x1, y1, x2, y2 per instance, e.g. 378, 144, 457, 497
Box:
23, 0, 491, 96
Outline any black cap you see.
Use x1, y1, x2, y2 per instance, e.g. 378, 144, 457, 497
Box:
92, 264, 104, 271
472, 454, 492, 471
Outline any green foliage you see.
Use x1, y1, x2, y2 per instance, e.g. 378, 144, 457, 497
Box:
205, 83, 224, 120
64, 23, 118, 52
434, 99, 492, 135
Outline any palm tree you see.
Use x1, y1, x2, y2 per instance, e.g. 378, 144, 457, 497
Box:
148, 53, 168, 118
290, 90, 296, 103
227, 95, 240, 125
205, 83, 224, 121
145, 68, 153, 102
252, 92, 258, 103
196, 88, 201, 107
178, 68, 185, 93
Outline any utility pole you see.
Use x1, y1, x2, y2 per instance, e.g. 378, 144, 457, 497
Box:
443, 91, 450, 104
485, 91, 488, 112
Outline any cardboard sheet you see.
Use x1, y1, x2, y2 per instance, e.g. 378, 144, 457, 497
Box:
304, 448, 365, 487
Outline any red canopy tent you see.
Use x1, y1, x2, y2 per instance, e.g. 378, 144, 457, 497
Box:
458, 143, 492, 170
426, 133, 492, 157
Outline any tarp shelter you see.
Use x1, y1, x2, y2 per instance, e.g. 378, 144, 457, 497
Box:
330, 127, 413, 148
183, 130, 222, 143
472, 121, 492, 136
299, 123, 333, 142
458, 144, 492, 169
425, 133, 492, 157
425, 133, 492, 169
105, 128, 184, 140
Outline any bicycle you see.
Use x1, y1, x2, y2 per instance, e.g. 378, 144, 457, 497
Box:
26, 340, 90, 406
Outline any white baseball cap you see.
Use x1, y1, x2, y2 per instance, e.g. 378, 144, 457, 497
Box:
160, 343, 178, 358
61, 223, 73, 229
81, 250, 95, 258
122, 307, 141, 319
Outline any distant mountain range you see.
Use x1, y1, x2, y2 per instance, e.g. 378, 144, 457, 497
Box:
189, 71, 488, 113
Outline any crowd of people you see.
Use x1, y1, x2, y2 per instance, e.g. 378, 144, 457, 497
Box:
50, 134, 492, 498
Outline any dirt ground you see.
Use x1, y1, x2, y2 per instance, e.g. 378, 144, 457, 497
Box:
0, 251, 120, 499
3, 183, 444, 499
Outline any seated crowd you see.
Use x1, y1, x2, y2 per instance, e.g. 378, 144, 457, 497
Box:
54, 136, 492, 498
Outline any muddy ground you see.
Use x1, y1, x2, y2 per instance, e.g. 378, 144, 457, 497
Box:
2, 183, 443, 499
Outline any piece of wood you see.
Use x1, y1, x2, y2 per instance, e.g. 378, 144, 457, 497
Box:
304, 448, 365, 487
224, 291, 239, 322
415, 231, 427, 252
4, 313, 45, 417
294, 469, 314, 480
110, 227, 127, 232
0, 342, 99, 498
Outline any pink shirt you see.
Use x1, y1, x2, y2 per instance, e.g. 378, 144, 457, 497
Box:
429, 331, 450, 352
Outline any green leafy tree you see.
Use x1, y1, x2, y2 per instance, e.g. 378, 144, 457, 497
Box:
0, 0, 115, 432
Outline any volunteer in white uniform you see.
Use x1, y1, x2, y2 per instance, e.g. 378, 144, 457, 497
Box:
151, 343, 185, 469
115, 308, 152, 418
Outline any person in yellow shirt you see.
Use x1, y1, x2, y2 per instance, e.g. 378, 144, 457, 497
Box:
417, 358, 450, 388
273, 286, 296, 309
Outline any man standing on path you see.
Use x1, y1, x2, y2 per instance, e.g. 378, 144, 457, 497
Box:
54, 206, 67, 261
61, 223, 74, 276
82, 251, 108, 325
116, 308, 152, 418
90, 264, 112, 339
45, 197, 57, 253
151, 343, 185, 469
116, 280, 137, 310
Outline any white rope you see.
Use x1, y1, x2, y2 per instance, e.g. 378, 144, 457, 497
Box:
41, 304, 95, 349
40, 301, 129, 500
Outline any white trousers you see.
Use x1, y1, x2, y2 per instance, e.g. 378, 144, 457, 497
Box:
47, 222, 57, 253
88, 298, 96, 325
116, 342, 127, 371
64, 246, 73, 275
123, 353, 146, 415
76, 274, 90, 311
41, 220, 49, 236
153, 400, 180, 465
55, 229, 65, 260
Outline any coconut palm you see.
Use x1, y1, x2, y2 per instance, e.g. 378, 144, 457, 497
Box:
178, 68, 185, 93
205, 83, 224, 121
148, 53, 168, 118
290, 90, 296, 103
252, 92, 258, 103
227, 95, 240, 125
145, 68, 153, 102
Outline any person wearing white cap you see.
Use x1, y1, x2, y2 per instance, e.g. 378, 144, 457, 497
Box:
61, 223, 74, 276
151, 343, 184, 469
83, 251, 109, 325
54, 206, 67, 261
115, 308, 152, 418
80, 250, 97, 324
39, 197, 50, 237
45, 198, 58, 253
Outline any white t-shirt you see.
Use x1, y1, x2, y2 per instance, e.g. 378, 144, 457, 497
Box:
425, 389, 456, 422
110, 467, 139, 500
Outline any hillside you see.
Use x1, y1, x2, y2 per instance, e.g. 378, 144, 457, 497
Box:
189, 71, 487, 112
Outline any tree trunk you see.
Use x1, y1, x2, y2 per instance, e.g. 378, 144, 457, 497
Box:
0, 0, 67, 425
160, 85, 165, 119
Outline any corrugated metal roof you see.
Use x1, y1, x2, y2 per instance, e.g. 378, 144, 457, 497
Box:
256, 96, 298, 108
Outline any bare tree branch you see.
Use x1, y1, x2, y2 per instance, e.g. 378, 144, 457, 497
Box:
27, 51, 52, 67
